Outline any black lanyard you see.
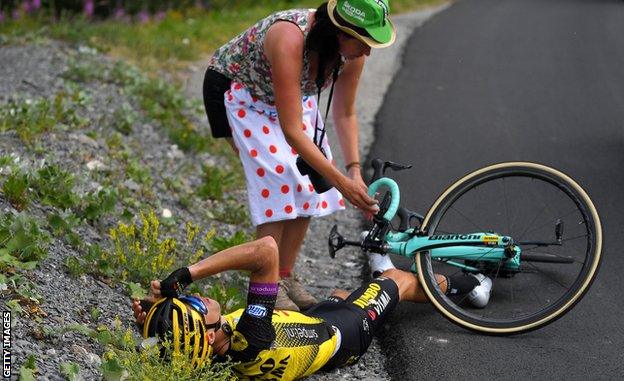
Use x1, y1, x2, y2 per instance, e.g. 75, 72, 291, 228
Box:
312, 65, 340, 149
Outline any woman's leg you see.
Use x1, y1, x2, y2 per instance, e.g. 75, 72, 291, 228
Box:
278, 217, 317, 309
276, 217, 310, 273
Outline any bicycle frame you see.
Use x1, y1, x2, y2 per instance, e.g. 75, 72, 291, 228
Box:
385, 233, 521, 272
368, 177, 521, 272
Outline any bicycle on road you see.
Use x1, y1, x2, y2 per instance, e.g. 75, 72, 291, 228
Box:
329, 159, 602, 335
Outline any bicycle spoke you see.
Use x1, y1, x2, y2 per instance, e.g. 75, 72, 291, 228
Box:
560, 233, 590, 244
517, 208, 583, 242
521, 248, 586, 265
445, 205, 484, 232
523, 261, 570, 290
502, 177, 512, 236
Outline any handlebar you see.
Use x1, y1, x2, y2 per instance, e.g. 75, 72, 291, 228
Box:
368, 177, 400, 222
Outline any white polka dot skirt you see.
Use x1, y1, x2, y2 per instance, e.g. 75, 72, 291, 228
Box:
224, 82, 346, 226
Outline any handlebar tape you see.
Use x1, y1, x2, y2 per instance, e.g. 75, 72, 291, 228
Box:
368, 178, 400, 222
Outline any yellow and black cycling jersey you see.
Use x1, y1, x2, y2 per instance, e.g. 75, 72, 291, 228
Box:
222, 308, 339, 380
219, 277, 400, 380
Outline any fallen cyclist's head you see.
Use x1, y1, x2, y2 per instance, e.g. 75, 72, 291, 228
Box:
142, 296, 222, 366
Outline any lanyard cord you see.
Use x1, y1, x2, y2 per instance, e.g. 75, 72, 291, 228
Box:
312, 63, 340, 149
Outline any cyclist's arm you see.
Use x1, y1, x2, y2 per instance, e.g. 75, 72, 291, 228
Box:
264, 22, 345, 187
151, 237, 279, 298
188, 237, 279, 284
332, 56, 365, 176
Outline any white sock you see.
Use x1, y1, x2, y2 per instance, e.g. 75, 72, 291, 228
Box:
368, 253, 396, 277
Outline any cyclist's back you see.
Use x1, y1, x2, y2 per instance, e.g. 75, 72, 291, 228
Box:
220, 276, 400, 380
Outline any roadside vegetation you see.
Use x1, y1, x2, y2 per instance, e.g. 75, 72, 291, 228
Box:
0, 0, 442, 378
0, 0, 443, 75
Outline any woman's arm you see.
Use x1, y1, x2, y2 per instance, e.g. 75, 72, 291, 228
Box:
264, 23, 378, 213
265, 22, 343, 187
332, 56, 365, 179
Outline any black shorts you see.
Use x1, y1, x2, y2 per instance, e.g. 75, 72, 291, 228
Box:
306, 277, 400, 370
202, 68, 232, 138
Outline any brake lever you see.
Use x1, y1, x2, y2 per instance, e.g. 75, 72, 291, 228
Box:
370, 159, 412, 183
397, 207, 424, 232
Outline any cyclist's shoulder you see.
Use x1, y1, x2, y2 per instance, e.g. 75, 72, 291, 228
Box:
224, 308, 324, 326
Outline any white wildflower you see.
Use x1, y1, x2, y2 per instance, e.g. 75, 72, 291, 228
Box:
162, 208, 172, 218
86, 159, 106, 171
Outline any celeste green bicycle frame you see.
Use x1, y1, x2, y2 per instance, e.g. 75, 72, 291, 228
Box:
368, 177, 521, 273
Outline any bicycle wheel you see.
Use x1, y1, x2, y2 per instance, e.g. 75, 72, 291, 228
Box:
415, 162, 602, 335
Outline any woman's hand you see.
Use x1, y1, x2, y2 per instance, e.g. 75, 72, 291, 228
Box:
347, 167, 379, 220
336, 169, 379, 216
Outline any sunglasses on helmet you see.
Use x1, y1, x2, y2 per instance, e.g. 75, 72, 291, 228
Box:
179, 295, 222, 331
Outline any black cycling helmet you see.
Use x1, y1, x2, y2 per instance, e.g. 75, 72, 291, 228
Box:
142, 297, 212, 367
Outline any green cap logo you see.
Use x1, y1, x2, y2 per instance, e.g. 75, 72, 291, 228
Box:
329, 0, 396, 48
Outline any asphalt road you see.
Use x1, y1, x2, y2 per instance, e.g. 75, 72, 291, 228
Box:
369, 0, 624, 378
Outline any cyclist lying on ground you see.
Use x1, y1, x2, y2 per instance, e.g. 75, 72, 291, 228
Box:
132, 236, 491, 379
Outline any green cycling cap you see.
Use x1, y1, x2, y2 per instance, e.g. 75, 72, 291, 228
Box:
328, 0, 396, 48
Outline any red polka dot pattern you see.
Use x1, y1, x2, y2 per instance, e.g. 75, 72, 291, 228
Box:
225, 83, 345, 225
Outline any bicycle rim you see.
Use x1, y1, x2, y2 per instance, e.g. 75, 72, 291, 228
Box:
416, 162, 602, 335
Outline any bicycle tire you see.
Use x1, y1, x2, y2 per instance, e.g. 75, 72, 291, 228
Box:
415, 162, 602, 335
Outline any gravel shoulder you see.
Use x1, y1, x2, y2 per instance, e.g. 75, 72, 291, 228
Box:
0, 4, 448, 380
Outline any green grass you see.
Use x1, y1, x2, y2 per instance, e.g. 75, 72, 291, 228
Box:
0, 92, 89, 146
0, 0, 445, 75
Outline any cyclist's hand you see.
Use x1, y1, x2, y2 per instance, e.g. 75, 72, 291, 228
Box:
337, 174, 379, 215
159, 267, 193, 297
150, 280, 162, 298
